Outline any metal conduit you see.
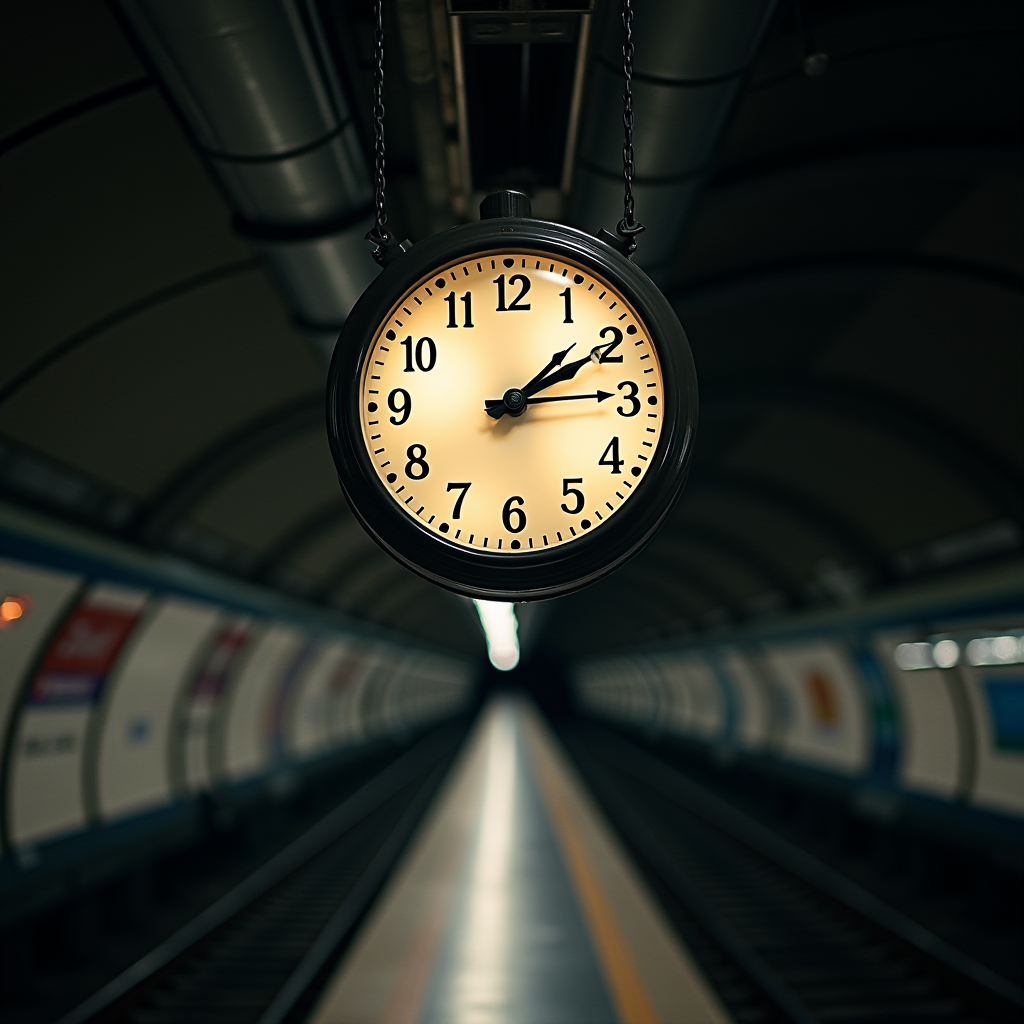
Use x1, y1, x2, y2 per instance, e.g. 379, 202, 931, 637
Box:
118, 0, 379, 358
567, 0, 777, 274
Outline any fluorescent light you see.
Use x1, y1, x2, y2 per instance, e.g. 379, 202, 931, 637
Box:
474, 600, 520, 671
966, 635, 1024, 666
932, 639, 960, 668
894, 642, 933, 670
895, 634, 1024, 671
893, 639, 960, 670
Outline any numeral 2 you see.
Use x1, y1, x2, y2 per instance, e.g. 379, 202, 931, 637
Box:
596, 326, 623, 362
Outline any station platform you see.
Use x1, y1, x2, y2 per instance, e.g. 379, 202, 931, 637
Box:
310, 696, 729, 1024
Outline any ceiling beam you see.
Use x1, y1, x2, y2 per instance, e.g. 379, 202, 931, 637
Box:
656, 521, 799, 605
134, 396, 322, 544
252, 497, 352, 583
700, 474, 892, 584
709, 141, 1023, 196
701, 374, 1024, 527
632, 549, 740, 618
318, 543, 391, 605
0, 78, 153, 159
0, 260, 259, 409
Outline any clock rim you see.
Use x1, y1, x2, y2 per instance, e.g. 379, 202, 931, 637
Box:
326, 218, 698, 602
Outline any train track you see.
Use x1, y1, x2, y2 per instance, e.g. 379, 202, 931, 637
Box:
57, 725, 462, 1024
565, 722, 1024, 1024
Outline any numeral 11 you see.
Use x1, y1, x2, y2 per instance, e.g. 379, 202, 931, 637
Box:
445, 291, 474, 328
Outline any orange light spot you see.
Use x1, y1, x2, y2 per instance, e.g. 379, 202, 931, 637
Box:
806, 670, 840, 726
1, 596, 29, 625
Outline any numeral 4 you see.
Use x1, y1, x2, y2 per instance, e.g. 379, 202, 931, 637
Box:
599, 437, 623, 474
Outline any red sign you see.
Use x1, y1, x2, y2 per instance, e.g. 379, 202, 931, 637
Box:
190, 620, 250, 699
30, 600, 142, 705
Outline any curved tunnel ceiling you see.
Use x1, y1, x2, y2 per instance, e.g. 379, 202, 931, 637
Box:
0, 0, 1020, 661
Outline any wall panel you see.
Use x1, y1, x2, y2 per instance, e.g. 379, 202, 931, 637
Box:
93, 598, 221, 821
7, 584, 147, 847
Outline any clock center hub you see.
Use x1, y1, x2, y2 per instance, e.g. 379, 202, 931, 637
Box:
502, 388, 528, 417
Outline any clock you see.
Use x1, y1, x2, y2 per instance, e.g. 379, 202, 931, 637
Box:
326, 192, 697, 601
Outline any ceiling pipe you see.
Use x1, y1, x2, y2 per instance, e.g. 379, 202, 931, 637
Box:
566, 0, 777, 276
118, 0, 379, 361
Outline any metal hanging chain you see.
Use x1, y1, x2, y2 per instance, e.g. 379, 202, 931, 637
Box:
366, 0, 392, 264
617, 0, 645, 256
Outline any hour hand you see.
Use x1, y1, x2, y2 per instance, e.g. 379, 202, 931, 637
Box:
521, 347, 599, 398
486, 340, 611, 419
486, 343, 581, 419
523, 342, 576, 391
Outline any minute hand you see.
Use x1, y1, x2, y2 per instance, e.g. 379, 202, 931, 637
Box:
484, 352, 594, 418
521, 351, 595, 398
527, 391, 613, 405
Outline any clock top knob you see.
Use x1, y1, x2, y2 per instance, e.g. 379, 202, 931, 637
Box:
480, 190, 532, 220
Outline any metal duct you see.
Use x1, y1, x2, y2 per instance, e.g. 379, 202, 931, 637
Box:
567, 0, 776, 273
119, 0, 379, 348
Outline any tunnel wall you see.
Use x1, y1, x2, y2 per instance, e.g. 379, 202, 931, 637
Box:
573, 567, 1024, 854
0, 509, 473, 929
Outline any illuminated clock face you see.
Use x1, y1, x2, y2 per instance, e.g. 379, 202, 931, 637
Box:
357, 252, 665, 554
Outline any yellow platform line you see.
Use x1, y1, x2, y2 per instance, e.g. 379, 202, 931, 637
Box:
525, 708, 662, 1024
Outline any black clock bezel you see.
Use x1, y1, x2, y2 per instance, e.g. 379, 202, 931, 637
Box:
326, 217, 697, 601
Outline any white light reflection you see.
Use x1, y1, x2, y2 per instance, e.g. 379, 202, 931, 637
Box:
966, 635, 1024, 666
894, 642, 933, 671
450, 706, 517, 1021
474, 601, 520, 671
933, 639, 961, 668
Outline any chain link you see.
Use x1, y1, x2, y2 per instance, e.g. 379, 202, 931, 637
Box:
617, 0, 645, 256
366, 0, 392, 263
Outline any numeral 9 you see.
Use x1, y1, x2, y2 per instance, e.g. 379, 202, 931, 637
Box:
388, 388, 411, 425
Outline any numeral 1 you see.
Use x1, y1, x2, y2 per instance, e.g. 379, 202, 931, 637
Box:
559, 287, 573, 323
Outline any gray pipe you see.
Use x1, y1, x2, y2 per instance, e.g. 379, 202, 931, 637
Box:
567, 0, 776, 273
119, 0, 378, 346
